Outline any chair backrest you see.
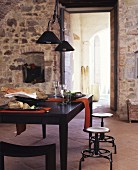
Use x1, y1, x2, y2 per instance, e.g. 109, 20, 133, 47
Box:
0, 141, 56, 170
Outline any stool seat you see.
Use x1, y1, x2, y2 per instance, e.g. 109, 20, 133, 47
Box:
86, 127, 110, 133
92, 113, 113, 118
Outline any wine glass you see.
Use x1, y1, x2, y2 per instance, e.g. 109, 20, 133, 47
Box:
53, 81, 59, 97
59, 84, 67, 105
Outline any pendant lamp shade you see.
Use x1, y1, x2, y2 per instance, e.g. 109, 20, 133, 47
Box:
36, 31, 61, 44
55, 41, 74, 52
36, 0, 61, 44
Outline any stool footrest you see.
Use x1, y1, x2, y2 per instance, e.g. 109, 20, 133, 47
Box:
79, 148, 112, 170
90, 135, 117, 154
81, 148, 112, 159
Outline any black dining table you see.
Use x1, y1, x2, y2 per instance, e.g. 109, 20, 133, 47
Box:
0, 94, 93, 170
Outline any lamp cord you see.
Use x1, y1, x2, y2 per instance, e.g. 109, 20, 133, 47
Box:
47, 0, 60, 31
53, 0, 59, 23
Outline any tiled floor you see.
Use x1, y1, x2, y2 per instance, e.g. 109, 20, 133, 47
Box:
0, 95, 138, 170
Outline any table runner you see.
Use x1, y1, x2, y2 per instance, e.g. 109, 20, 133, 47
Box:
47, 97, 91, 129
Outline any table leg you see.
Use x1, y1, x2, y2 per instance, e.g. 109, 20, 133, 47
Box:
59, 123, 68, 170
42, 124, 46, 138
89, 99, 93, 127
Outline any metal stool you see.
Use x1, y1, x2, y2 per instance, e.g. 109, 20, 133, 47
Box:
79, 127, 112, 170
91, 113, 117, 154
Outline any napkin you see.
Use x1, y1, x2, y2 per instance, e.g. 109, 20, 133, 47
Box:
16, 108, 51, 135
0, 108, 51, 114
4, 92, 37, 99
73, 98, 90, 129
47, 98, 63, 102
16, 124, 26, 136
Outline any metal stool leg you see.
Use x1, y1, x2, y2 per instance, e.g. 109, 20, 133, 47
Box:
100, 117, 105, 140
94, 133, 99, 155
110, 153, 113, 170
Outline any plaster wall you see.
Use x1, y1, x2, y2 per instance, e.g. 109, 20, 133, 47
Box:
70, 13, 110, 95
70, 14, 82, 91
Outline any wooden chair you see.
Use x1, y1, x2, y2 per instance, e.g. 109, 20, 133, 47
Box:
0, 141, 56, 170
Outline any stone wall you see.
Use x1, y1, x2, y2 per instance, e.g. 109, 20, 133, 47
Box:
0, 0, 60, 94
118, 0, 138, 119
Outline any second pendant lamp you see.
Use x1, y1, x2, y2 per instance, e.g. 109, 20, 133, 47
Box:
55, 40, 74, 52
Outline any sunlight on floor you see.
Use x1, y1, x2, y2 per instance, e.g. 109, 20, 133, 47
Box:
93, 94, 110, 109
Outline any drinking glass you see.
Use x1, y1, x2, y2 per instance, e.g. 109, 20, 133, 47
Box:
59, 84, 67, 105
53, 81, 59, 97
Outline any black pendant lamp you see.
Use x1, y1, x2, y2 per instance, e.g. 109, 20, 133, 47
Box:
55, 40, 74, 52
36, 30, 61, 44
36, 0, 61, 44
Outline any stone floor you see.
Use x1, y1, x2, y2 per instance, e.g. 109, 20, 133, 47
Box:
0, 95, 138, 170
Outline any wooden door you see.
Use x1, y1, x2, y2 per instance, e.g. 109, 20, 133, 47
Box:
110, 4, 118, 111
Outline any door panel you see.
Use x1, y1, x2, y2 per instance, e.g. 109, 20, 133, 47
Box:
110, 4, 118, 111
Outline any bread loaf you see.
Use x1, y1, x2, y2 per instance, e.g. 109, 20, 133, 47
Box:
23, 103, 30, 109
8, 101, 31, 109
8, 101, 21, 109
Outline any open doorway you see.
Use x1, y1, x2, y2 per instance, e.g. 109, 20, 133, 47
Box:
60, 5, 118, 111
65, 12, 110, 105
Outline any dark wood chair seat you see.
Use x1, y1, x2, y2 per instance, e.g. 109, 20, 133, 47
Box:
0, 141, 56, 170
